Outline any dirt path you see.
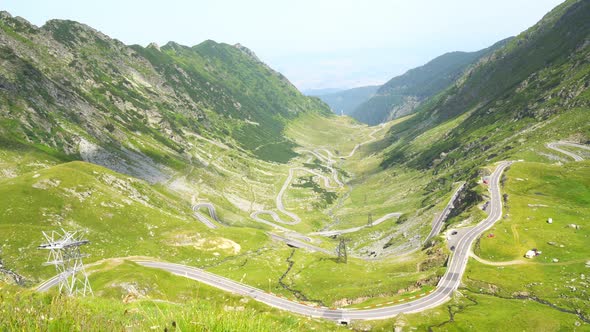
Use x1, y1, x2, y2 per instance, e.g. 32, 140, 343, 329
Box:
470, 252, 527, 266
470, 252, 589, 267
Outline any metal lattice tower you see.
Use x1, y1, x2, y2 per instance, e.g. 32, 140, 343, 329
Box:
367, 213, 373, 227
38, 229, 93, 296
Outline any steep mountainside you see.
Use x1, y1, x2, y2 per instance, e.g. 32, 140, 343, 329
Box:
352, 39, 511, 125
381, 0, 590, 174
1, 1, 590, 330
0, 12, 330, 178
312, 85, 379, 116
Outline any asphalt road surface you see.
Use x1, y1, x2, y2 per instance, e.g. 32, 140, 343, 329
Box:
37, 272, 65, 292
268, 233, 332, 254
193, 202, 220, 229
299, 149, 344, 187
425, 182, 465, 242
546, 141, 588, 161
338, 124, 384, 159
250, 211, 314, 242
251, 166, 340, 229
309, 212, 402, 237
39, 161, 512, 321
137, 161, 513, 321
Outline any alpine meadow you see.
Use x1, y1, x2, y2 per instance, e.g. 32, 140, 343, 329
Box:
0, 1, 589, 331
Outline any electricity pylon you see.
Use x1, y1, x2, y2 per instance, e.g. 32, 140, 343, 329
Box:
38, 229, 93, 296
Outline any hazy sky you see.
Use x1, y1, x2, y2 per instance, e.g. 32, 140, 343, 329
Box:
2, 0, 565, 90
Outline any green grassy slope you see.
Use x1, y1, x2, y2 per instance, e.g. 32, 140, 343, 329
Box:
382, 0, 590, 173
1, 263, 346, 331
465, 162, 590, 315
367, 1, 590, 244
0, 12, 329, 167
1, 0, 589, 330
0, 161, 273, 281
346, 161, 589, 331
352, 38, 510, 125
132, 40, 330, 161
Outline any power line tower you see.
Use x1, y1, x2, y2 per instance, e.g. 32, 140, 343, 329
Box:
38, 229, 93, 296
336, 238, 348, 264
367, 213, 373, 227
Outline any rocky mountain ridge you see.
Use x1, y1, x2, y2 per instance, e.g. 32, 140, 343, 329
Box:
0, 11, 330, 184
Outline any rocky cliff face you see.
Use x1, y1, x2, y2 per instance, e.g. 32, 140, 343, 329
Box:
0, 12, 330, 182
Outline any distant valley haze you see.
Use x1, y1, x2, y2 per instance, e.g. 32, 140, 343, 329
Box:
2, 0, 565, 91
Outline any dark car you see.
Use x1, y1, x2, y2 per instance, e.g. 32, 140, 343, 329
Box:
451, 231, 458, 235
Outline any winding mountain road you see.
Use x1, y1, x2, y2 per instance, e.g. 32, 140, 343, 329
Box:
299, 149, 344, 188
37, 271, 71, 292
275, 167, 342, 225
251, 166, 342, 229
134, 161, 512, 321
250, 124, 389, 234
341, 124, 385, 159
251, 125, 463, 249
309, 212, 402, 237
425, 183, 465, 242
249, 211, 313, 242
192, 202, 220, 229
546, 141, 589, 161
268, 233, 332, 254
38, 135, 513, 321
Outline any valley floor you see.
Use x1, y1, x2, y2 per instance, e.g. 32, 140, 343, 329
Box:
1, 113, 589, 331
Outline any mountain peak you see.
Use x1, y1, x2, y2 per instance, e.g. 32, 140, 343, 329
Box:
147, 42, 160, 51
0, 11, 12, 19
42, 19, 114, 48
233, 43, 261, 63
0, 11, 38, 31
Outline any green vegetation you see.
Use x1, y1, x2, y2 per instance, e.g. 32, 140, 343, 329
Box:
359, 290, 582, 331
350, 161, 590, 331
273, 249, 442, 306
0, 161, 273, 281
0, 13, 330, 169
477, 162, 589, 261
352, 38, 510, 125
133, 40, 331, 162
464, 161, 590, 317
0, 264, 344, 332
286, 112, 370, 154
381, 0, 590, 174
1, 1, 590, 330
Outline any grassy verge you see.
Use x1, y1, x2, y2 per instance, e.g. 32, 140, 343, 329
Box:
0, 268, 344, 331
